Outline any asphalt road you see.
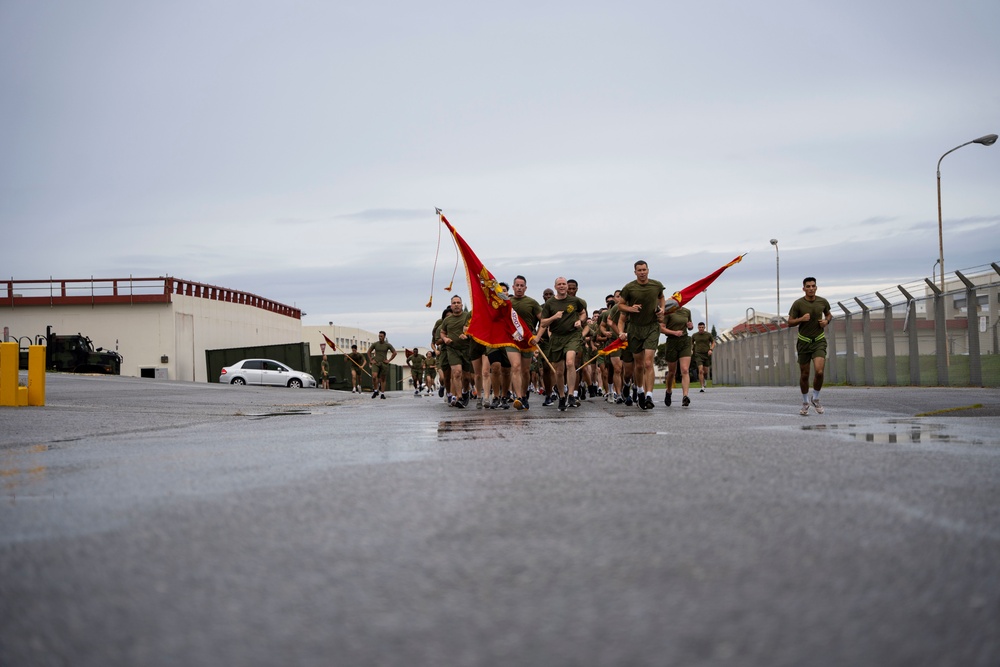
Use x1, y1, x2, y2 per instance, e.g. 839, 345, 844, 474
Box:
2, 375, 999, 667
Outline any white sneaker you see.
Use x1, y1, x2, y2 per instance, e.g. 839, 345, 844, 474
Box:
810, 397, 824, 414
799, 403, 810, 416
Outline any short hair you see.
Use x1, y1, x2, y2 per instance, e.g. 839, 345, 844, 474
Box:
634, 260, 648, 268
567, 279, 578, 286
803, 277, 817, 286
499, 282, 509, 290
441, 307, 451, 318
351, 344, 357, 349
605, 294, 614, 301
698, 322, 705, 326
379, 330, 386, 336
514, 275, 526, 283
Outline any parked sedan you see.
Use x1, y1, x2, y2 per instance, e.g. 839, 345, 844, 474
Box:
219, 359, 316, 388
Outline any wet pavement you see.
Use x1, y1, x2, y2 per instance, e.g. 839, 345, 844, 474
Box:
1, 375, 999, 666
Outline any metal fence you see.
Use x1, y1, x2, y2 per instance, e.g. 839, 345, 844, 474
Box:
713, 263, 1000, 387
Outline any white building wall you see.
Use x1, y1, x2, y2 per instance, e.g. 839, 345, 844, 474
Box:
2, 297, 304, 381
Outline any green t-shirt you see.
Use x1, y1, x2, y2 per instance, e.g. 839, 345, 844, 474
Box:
441, 309, 471, 344
619, 279, 665, 326
540, 296, 586, 336
407, 354, 424, 372
664, 307, 692, 337
368, 340, 396, 363
510, 295, 541, 330
348, 352, 366, 369
692, 331, 714, 354
789, 296, 831, 339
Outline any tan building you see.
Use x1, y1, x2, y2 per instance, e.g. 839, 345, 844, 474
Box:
3, 276, 305, 382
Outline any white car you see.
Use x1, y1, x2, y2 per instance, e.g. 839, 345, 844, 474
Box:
219, 359, 316, 388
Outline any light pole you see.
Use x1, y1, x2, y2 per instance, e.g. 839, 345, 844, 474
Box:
770, 239, 780, 325
936, 133, 997, 291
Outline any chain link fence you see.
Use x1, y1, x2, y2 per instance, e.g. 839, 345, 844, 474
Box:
713, 263, 1000, 387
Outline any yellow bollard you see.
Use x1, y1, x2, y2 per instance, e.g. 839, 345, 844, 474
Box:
0, 341, 17, 407
28, 345, 46, 406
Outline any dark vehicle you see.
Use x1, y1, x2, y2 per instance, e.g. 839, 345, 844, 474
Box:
20, 327, 123, 374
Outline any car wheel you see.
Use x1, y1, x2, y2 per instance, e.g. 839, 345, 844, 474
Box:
231, 377, 246, 385
288, 378, 303, 388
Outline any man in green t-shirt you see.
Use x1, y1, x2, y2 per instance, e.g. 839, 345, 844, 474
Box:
406, 349, 425, 396
367, 331, 397, 399
347, 344, 368, 393
788, 276, 833, 416
439, 295, 473, 408
691, 322, 715, 392
617, 260, 666, 410
507, 274, 541, 410
661, 306, 693, 407
537, 276, 587, 411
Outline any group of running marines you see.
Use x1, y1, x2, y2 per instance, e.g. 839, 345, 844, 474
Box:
425, 261, 716, 412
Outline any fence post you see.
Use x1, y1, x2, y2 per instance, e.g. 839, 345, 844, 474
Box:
955, 270, 982, 386
854, 297, 875, 385
898, 285, 921, 386
924, 279, 948, 386
876, 292, 897, 386
838, 302, 855, 385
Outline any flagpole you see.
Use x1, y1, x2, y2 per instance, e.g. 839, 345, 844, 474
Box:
533, 344, 557, 375
575, 352, 601, 372
342, 351, 373, 377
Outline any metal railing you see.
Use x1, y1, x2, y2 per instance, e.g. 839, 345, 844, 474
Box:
713, 262, 1000, 387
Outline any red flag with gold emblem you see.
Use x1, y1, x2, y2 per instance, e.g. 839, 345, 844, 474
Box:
666, 254, 746, 312
438, 210, 537, 351
321, 333, 337, 351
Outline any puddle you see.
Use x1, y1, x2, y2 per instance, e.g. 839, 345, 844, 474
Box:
801, 419, 992, 446
242, 410, 312, 419
433, 417, 533, 441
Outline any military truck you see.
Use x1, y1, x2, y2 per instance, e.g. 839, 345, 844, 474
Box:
19, 327, 123, 374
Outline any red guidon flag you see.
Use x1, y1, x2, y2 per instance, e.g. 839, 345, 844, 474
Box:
437, 209, 537, 352
666, 254, 746, 312
597, 337, 627, 355
321, 333, 337, 351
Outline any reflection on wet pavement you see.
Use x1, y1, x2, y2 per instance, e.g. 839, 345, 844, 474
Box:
801, 419, 995, 446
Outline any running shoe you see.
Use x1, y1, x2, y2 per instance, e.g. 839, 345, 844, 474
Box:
645, 395, 655, 410
542, 395, 555, 407
682, 395, 690, 407
414, 390, 420, 396
624, 394, 633, 407
513, 398, 524, 411
810, 397, 824, 414
569, 396, 580, 408
664, 392, 672, 407
558, 396, 567, 412
438, 386, 445, 398
799, 403, 810, 416
372, 390, 379, 399
699, 388, 705, 393
490, 397, 501, 409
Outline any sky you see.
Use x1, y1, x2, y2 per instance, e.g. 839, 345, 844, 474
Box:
2, 0, 998, 349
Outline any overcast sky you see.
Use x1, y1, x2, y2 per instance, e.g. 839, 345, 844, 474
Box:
2, 1, 998, 349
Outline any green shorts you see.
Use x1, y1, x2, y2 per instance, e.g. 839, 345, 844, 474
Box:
797, 337, 827, 365
664, 336, 692, 362
371, 361, 389, 377
443, 342, 472, 372
627, 322, 661, 353
549, 331, 583, 364
693, 353, 712, 368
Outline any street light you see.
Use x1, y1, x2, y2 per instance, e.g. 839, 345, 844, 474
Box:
936, 133, 998, 291
769, 239, 780, 325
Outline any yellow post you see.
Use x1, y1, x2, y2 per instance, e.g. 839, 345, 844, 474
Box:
0, 342, 17, 407
28, 345, 46, 406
